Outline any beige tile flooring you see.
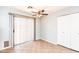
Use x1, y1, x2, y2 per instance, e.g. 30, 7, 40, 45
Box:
1, 40, 78, 53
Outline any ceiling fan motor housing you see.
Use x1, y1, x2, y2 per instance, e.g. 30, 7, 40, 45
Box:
41, 10, 45, 12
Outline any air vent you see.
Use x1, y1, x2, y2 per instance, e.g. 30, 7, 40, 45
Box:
4, 41, 9, 47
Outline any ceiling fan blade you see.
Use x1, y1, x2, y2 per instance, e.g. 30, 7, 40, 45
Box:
42, 13, 48, 15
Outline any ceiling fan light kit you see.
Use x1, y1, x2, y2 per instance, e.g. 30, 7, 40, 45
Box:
26, 6, 48, 17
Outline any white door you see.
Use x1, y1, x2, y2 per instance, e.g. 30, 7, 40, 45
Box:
63, 15, 71, 48
14, 17, 34, 45
57, 17, 65, 46
71, 13, 79, 51
57, 16, 71, 48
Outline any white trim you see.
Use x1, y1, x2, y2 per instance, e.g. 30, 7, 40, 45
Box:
9, 14, 14, 48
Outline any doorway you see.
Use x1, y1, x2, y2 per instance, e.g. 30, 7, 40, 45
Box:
13, 16, 34, 46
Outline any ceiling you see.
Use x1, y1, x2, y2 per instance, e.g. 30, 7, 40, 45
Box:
13, 6, 67, 14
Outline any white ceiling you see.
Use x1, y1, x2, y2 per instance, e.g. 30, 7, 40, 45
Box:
13, 6, 67, 14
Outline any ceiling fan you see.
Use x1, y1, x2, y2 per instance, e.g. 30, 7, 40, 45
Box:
32, 9, 48, 17
27, 6, 48, 17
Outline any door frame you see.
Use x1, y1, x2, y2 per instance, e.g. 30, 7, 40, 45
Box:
9, 13, 36, 48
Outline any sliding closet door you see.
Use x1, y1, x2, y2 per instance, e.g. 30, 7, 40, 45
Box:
14, 17, 34, 45
57, 16, 71, 48
71, 13, 79, 51
57, 17, 65, 46
63, 15, 71, 48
